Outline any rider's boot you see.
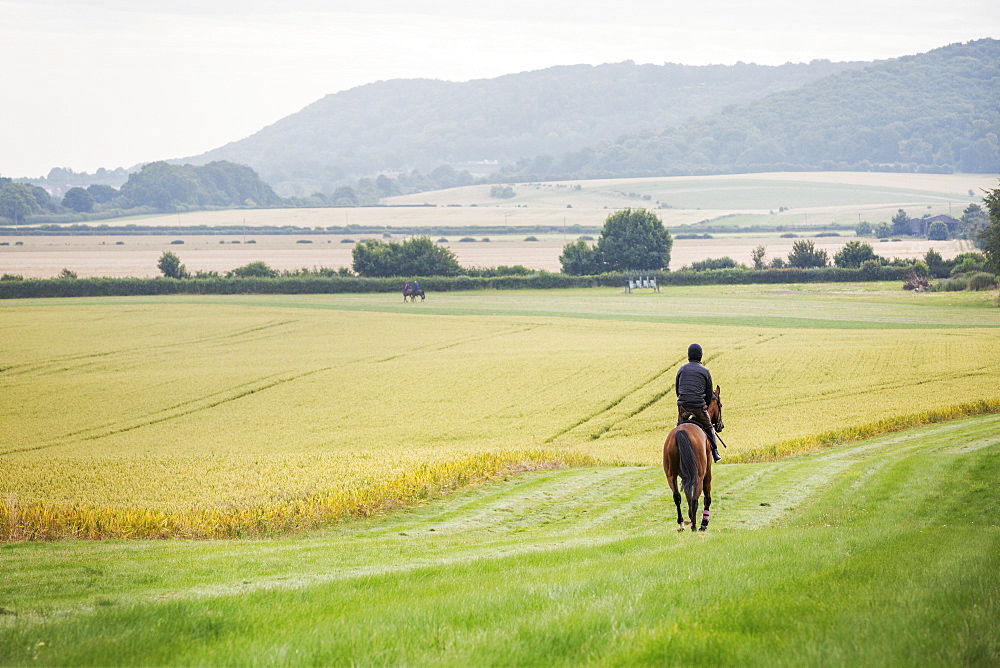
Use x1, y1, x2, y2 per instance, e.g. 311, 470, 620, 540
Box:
709, 428, 722, 463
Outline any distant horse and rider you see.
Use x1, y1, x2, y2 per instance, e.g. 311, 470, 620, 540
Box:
402, 282, 425, 302
664, 343, 725, 532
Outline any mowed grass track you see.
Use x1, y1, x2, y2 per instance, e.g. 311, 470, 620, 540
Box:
1, 285, 999, 538
1, 416, 997, 665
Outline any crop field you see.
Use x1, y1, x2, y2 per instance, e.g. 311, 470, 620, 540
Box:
2, 284, 999, 539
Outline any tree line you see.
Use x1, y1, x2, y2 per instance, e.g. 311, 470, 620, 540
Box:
1, 161, 284, 223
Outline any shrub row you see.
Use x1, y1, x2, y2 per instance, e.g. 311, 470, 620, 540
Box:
0, 266, 912, 299
930, 272, 999, 292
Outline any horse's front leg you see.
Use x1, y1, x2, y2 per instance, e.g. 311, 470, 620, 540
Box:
700, 468, 713, 531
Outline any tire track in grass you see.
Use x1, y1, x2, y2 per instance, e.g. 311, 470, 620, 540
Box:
0, 320, 296, 378
372, 324, 540, 364
543, 358, 687, 444
580, 332, 786, 442
1, 324, 543, 457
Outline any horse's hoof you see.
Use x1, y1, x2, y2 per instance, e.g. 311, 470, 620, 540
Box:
699, 526, 707, 532
677, 524, 685, 532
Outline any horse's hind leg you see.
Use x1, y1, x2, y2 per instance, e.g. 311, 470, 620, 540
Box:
689, 480, 704, 531
667, 477, 684, 531
700, 477, 712, 531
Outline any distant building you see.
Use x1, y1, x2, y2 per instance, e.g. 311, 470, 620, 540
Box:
908, 214, 960, 237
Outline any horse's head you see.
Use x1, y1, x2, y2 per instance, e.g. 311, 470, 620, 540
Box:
708, 385, 724, 432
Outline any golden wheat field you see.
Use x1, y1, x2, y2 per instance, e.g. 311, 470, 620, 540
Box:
2, 286, 999, 539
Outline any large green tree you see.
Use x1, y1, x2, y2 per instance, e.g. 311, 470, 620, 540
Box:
981, 182, 1000, 274
559, 239, 599, 275
0, 182, 41, 223
157, 251, 189, 279
594, 208, 672, 272
833, 240, 879, 268
890, 209, 911, 236
787, 239, 829, 268
352, 237, 461, 277
962, 203, 990, 247
62, 187, 95, 213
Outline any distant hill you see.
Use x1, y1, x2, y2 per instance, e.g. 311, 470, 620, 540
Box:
183, 59, 869, 195
502, 39, 1000, 180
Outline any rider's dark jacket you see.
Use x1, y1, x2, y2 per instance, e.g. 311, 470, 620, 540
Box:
675, 361, 713, 408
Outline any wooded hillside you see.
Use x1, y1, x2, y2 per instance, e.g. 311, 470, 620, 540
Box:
185, 60, 868, 195
504, 39, 1000, 180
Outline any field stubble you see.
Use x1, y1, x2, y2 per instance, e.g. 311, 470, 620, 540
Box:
0, 234, 973, 278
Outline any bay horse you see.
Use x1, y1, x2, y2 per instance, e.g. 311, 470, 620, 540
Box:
663, 386, 724, 532
402, 285, 425, 302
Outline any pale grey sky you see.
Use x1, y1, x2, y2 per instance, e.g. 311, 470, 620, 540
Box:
2, 0, 998, 178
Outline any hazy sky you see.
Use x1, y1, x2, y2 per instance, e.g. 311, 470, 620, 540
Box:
3, 0, 998, 178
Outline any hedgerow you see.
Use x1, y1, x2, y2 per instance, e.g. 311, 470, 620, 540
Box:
0, 266, 910, 299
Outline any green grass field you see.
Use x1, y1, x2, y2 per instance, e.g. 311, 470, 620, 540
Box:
2, 283, 999, 662
1, 415, 997, 665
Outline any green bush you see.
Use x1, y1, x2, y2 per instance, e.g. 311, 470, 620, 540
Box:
927, 221, 949, 240
227, 261, 278, 278
969, 272, 998, 291
834, 241, 880, 268
932, 277, 970, 292
689, 257, 739, 271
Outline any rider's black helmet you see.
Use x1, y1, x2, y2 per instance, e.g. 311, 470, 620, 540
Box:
688, 343, 703, 361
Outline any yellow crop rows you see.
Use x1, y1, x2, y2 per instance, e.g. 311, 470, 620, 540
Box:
2, 292, 999, 539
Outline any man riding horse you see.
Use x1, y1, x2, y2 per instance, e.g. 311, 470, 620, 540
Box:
676, 343, 723, 462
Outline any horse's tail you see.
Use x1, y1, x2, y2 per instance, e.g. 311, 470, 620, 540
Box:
676, 428, 698, 499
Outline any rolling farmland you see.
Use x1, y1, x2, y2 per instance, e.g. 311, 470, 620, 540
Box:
2, 285, 999, 538
2, 171, 993, 278
2, 283, 999, 663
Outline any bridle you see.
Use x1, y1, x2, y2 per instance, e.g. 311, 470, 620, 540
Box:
710, 395, 724, 432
